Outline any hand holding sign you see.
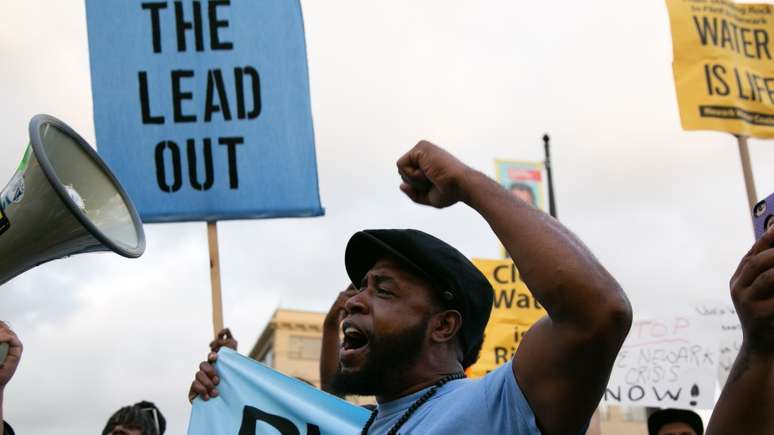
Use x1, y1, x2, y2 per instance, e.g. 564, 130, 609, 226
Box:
209, 328, 237, 353
703, 225, 774, 434
729, 226, 774, 355
189, 328, 239, 402
0, 321, 22, 391
189, 350, 222, 403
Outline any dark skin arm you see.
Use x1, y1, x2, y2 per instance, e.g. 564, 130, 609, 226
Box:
0, 322, 22, 427
188, 328, 237, 402
397, 141, 632, 435
705, 229, 774, 435
320, 285, 358, 395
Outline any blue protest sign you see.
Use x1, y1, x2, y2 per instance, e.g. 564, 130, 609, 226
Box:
188, 348, 370, 434
85, 0, 323, 222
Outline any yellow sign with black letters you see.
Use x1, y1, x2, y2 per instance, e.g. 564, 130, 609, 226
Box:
466, 259, 546, 378
667, 0, 774, 138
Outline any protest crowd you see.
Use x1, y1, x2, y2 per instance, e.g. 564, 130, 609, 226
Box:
2, 0, 774, 434
3, 142, 774, 434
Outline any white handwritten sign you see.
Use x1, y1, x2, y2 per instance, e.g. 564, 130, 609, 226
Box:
603, 316, 718, 409
693, 301, 742, 387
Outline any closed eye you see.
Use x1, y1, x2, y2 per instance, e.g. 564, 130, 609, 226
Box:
376, 287, 394, 297
361, 273, 399, 297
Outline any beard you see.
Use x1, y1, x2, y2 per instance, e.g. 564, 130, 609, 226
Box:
329, 315, 430, 396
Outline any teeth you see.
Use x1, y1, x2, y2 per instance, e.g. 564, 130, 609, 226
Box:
342, 325, 367, 351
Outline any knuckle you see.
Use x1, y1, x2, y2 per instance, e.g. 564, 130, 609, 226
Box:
737, 297, 754, 318
744, 256, 760, 274
752, 271, 774, 295
730, 286, 743, 304
761, 269, 774, 286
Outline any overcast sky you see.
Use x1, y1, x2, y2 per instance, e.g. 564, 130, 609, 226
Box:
2, 1, 773, 434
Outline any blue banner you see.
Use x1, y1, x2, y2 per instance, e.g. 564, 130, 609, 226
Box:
85, 0, 324, 222
188, 349, 370, 434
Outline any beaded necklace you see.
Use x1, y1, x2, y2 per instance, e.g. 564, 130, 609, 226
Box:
360, 372, 465, 435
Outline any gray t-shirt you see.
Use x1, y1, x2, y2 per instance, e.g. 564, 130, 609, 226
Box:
366, 360, 542, 435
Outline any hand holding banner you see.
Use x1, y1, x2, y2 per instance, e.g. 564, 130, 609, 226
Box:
188, 348, 369, 435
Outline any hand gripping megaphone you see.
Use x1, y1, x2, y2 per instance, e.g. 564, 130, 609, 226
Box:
0, 114, 145, 286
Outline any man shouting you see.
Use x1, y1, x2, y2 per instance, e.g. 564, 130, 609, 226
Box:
190, 141, 633, 435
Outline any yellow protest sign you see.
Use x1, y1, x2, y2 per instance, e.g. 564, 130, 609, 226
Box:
466, 258, 546, 378
667, 0, 774, 138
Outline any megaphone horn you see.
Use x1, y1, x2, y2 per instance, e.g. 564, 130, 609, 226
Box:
0, 114, 145, 286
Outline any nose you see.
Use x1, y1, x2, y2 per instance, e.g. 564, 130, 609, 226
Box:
344, 288, 369, 315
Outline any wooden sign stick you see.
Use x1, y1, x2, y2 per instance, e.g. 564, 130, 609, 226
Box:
207, 221, 224, 336
736, 135, 758, 232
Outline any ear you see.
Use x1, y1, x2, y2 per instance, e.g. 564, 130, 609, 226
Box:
430, 310, 462, 344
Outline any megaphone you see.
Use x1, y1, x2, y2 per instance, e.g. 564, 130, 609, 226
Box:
0, 114, 145, 286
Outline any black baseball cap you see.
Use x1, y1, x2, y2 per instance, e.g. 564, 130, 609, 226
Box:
648, 409, 704, 435
344, 229, 494, 368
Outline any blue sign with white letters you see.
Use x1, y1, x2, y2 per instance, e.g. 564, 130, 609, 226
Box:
85, 0, 323, 222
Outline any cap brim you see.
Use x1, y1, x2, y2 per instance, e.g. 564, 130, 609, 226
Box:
345, 231, 434, 288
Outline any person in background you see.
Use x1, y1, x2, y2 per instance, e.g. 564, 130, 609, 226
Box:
101, 401, 166, 435
509, 182, 537, 207
0, 321, 21, 435
648, 409, 703, 435
703, 229, 774, 435
207, 315, 345, 395
320, 284, 358, 396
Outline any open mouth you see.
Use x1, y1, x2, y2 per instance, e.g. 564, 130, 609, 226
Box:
341, 322, 369, 351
